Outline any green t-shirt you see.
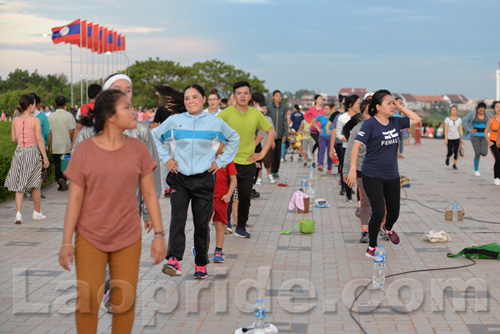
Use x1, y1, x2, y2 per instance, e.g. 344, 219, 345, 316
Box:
218, 105, 272, 165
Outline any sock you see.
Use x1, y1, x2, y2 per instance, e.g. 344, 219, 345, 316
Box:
368, 246, 376, 251
215, 247, 222, 252
474, 157, 479, 171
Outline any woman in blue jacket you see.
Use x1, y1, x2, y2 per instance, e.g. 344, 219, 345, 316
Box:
152, 84, 240, 279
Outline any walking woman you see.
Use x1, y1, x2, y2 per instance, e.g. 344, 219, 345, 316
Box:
343, 99, 371, 243
152, 84, 239, 279
4, 94, 50, 224
59, 90, 166, 333
310, 103, 334, 174
444, 106, 464, 170
337, 95, 360, 202
463, 102, 492, 176
346, 90, 421, 258
485, 101, 500, 185
304, 95, 324, 166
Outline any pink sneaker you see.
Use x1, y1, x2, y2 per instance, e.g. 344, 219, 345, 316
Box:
162, 257, 182, 276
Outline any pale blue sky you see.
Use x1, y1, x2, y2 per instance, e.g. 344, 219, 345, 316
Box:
0, 0, 498, 98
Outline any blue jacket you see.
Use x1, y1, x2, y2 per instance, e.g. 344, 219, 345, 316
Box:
152, 112, 240, 176
462, 109, 492, 140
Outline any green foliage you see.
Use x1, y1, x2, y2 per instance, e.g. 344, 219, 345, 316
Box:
128, 58, 267, 107
0, 121, 55, 203
0, 121, 18, 201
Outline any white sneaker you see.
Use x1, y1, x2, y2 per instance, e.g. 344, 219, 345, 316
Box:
15, 212, 22, 224
256, 177, 262, 185
474, 171, 481, 177
268, 174, 276, 183
494, 178, 500, 186
33, 210, 47, 221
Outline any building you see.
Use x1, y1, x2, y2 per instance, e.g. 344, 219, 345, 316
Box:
337, 88, 367, 98
413, 95, 447, 110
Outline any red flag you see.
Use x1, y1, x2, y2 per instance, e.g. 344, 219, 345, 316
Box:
103, 27, 108, 53
113, 31, 118, 52
122, 36, 126, 51
92, 24, 99, 52
51, 19, 81, 45
107, 29, 114, 52
86, 22, 93, 50
117, 34, 122, 51
80, 20, 87, 48
98, 26, 105, 54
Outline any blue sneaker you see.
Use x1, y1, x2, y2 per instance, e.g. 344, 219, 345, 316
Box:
235, 227, 251, 238
213, 250, 225, 263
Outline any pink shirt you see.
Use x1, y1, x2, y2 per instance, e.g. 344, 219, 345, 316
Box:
137, 111, 144, 122
304, 106, 323, 133
15, 117, 37, 147
64, 136, 157, 252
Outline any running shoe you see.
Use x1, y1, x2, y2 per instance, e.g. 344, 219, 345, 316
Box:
194, 265, 208, 279
378, 230, 390, 241
303, 162, 308, 167
272, 173, 280, 179
235, 227, 251, 238
495, 178, 500, 186
162, 257, 182, 276
268, 174, 276, 183
359, 232, 369, 243
225, 225, 233, 234
250, 189, 260, 199
474, 171, 481, 177
318, 165, 324, 172
15, 212, 22, 224
397, 154, 405, 159
32, 211, 47, 221
346, 198, 353, 203
365, 247, 376, 258
326, 170, 332, 175
382, 226, 400, 245
25, 192, 33, 201
40, 192, 46, 199
312, 162, 316, 168
213, 251, 225, 263
256, 177, 263, 185
453, 164, 457, 170
445, 158, 450, 166
340, 189, 346, 196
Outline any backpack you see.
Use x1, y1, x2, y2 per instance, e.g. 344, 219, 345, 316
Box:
280, 219, 315, 235
447, 243, 500, 259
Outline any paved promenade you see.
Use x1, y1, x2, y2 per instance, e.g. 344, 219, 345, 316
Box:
1, 138, 499, 334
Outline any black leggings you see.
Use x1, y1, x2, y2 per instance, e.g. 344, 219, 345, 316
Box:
490, 144, 500, 179
446, 139, 460, 160
311, 132, 319, 154
362, 175, 400, 248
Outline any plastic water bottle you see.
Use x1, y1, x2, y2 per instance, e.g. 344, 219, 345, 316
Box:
285, 177, 289, 185
301, 176, 308, 188
373, 244, 386, 289
253, 298, 265, 334
309, 166, 314, 180
452, 200, 458, 221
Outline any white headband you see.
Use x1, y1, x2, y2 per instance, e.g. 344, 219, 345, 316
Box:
103, 74, 132, 91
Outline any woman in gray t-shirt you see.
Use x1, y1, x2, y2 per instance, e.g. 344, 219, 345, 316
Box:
444, 106, 464, 170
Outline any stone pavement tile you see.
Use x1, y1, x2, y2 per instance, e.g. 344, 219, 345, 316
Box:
1, 138, 500, 333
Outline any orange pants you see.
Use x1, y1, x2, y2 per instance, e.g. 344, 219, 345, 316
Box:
75, 232, 141, 334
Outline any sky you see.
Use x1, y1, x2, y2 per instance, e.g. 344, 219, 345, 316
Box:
0, 0, 499, 99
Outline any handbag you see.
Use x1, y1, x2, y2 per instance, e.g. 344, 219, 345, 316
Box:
459, 145, 464, 157
280, 219, 315, 235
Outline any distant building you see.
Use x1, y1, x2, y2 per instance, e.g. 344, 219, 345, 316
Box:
337, 88, 367, 98
414, 95, 447, 110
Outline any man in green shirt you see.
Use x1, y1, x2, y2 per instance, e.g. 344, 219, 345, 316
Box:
218, 81, 275, 238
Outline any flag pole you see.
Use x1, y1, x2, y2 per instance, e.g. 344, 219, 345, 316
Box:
85, 18, 89, 103
80, 17, 83, 108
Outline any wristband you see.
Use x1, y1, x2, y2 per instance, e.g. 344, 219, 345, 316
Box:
62, 244, 74, 248
154, 231, 165, 237
154, 235, 165, 240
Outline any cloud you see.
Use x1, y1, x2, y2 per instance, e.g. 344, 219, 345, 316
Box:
120, 27, 166, 34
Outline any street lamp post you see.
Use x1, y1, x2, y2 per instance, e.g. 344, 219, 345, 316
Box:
43, 33, 74, 108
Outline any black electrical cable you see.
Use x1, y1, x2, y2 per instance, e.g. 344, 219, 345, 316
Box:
401, 188, 500, 225
349, 188, 494, 333
349, 258, 477, 334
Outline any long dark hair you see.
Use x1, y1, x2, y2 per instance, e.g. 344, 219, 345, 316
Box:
154, 84, 205, 114
344, 95, 360, 111
80, 90, 125, 133
368, 90, 392, 117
